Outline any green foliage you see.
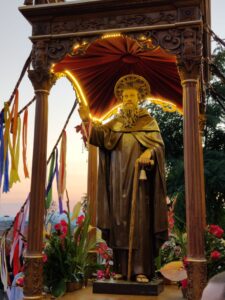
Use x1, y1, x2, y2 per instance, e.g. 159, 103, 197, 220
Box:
213, 46, 225, 75
147, 47, 225, 229
205, 228, 225, 279
156, 227, 187, 270
157, 222, 225, 280
148, 103, 186, 228
204, 150, 225, 228
43, 209, 97, 297
73, 214, 97, 278
148, 104, 183, 160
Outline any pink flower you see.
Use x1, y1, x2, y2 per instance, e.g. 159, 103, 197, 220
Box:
16, 277, 24, 287
97, 242, 112, 260
181, 279, 187, 288
211, 250, 221, 260
97, 270, 105, 279
76, 215, 85, 225
209, 225, 224, 239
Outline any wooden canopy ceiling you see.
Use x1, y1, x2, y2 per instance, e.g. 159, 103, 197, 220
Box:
53, 35, 182, 118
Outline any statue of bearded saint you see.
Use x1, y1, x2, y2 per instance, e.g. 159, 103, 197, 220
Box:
80, 75, 168, 283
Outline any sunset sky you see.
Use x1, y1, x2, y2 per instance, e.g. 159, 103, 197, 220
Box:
0, 1, 225, 216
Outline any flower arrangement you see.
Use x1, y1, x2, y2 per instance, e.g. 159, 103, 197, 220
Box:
157, 199, 225, 298
205, 224, 225, 279
43, 201, 96, 297
96, 242, 114, 280
156, 228, 187, 268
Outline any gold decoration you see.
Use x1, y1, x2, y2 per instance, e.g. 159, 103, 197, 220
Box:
114, 74, 151, 102
139, 168, 147, 180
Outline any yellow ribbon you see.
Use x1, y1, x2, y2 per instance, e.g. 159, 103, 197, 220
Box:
58, 130, 67, 198
22, 109, 29, 178
3, 103, 11, 161
9, 116, 21, 187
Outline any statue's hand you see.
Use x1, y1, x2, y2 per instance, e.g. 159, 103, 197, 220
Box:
138, 149, 153, 166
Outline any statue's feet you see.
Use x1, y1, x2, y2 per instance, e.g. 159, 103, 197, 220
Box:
113, 273, 123, 280
136, 274, 149, 283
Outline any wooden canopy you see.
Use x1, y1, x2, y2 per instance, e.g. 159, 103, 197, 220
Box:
19, 1, 211, 300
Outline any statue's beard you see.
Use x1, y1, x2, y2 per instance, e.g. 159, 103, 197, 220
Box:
121, 106, 139, 128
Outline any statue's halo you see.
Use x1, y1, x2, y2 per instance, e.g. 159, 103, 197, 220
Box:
114, 74, 151, 102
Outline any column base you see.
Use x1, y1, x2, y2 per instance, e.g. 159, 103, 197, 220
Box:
187, 259, 207, 300
23, 255, 43, 299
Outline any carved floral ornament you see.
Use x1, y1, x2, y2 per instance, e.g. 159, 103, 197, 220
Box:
31, 6, 200, 36
32, 26, 202, 69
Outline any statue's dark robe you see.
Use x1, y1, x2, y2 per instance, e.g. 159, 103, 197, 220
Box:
90, 109, 168, 278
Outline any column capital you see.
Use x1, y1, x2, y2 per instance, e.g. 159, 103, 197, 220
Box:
177, 57, 202, 82
28, 69, 57, 93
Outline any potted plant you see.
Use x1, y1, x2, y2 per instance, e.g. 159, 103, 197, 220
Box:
43, 201, 97, 297
157, 221, 225, 299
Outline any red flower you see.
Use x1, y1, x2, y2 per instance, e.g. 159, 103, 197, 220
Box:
60, 220, 68, 227
54, 223, 61, 231
97, 242, 111, 260
209, 225, 224, 239
76, 215, 85, 225
16, 277, 24, 287
97, 270, 105, 279
211, 250, 221, 260
168, 210, 175, 234
61, 226, 68, 235
54, 220, 68, 239
181, 279, 187, 288
43, 253, 48, 263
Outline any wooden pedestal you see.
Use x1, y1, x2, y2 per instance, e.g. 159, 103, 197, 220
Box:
93, 278, 164, 296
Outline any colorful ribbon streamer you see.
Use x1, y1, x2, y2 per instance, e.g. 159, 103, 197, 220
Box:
3, 103, 20, 191
3, 103, 11, 162
22, 109, 29, 178
10, 213, 21, 276
45, 151, 56, 210
11, 90, 19, 148
0, 234, 8, 292
9, 116, 21, 188
3, 151, 9, 193
0, 112, 4, 190
57, 131, 67, 213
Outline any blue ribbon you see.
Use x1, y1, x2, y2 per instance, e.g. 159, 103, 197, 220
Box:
3, 151, 9, 193
45, 149, 58, 196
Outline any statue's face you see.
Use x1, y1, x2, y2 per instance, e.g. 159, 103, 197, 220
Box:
122, 88, 139, 109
